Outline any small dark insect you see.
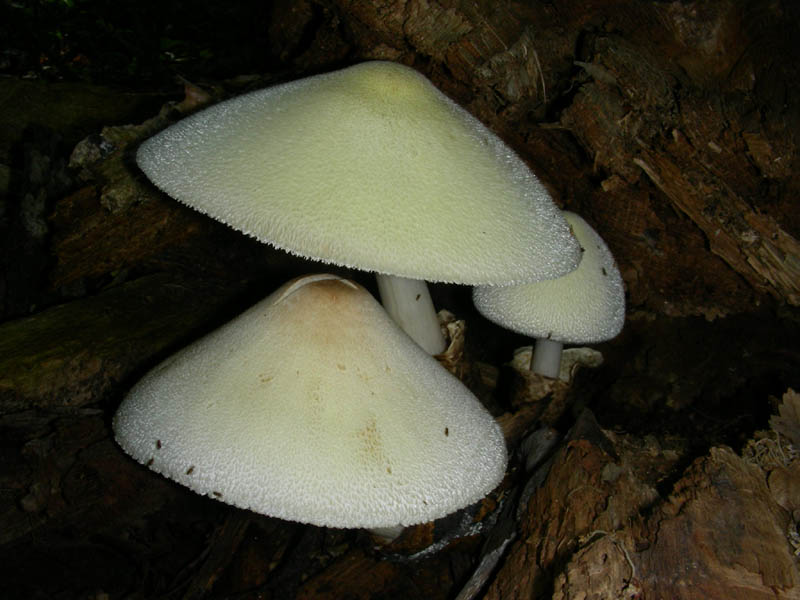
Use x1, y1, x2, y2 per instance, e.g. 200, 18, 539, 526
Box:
602, 267, 608, 276
444, 427, 449, 436
186, 466, 195, 475
546, 332, 553, 339
156, 440, 162, 449
146, 458, 154, 467
579, 245, 585, 253
212, 491, 222, 497
415, 294, 421, 301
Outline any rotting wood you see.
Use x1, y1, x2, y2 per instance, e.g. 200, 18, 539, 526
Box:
486, 406, 800, 600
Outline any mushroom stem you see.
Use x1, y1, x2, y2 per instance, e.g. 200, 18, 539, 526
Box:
368, 525, 405, 542
376, 274, 447, 355
531, 338, 564, 379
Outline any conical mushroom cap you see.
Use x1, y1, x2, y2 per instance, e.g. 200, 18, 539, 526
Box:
113, 274, 508, 528
136, 61, 580, 285
473, 212, 625, 343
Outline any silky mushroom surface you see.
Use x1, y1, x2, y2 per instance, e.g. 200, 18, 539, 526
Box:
114, 274, 508, 529
136, 61, 580, 285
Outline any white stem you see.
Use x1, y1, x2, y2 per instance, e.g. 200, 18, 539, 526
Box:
368, 525, 405, 542
531, 338, 563, 379
376, 274, 447, 355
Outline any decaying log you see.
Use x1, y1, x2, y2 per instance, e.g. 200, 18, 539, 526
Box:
486, 399, 800, 600
0, 272, 250, 412
632, 446, 798, 599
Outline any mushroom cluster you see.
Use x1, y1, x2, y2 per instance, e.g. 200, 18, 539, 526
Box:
136, 61, 581, 354
119, 61, 598, 532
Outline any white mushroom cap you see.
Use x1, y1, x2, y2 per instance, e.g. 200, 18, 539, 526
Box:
472, 212, 625, 344
113, 274, 507, 528
136, 61, 580, 285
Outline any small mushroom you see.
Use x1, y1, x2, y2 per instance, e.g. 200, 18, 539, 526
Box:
472, 212, 625, 378
113, 274, 507, 529
136, 61, 581, 354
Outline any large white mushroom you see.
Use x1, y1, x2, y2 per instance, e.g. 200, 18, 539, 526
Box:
136, 61, 581, 354
473, 212, 625, 378
113, 274, 508, 530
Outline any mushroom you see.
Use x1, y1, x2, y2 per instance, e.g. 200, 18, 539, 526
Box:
135, 61, 581, 354
472, 212, 625, 378
113, 274, 508, 530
